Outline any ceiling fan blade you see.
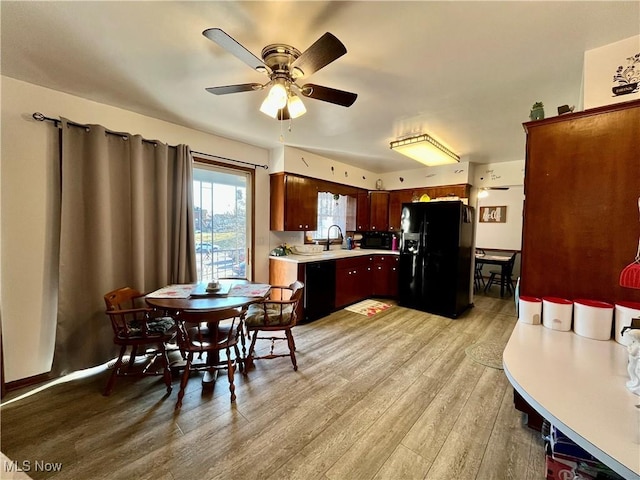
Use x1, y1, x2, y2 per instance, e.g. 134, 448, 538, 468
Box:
291, 32, 347, 78
300, 84, 357, 107
205, 84, 263, 95
203, 28, 271, 75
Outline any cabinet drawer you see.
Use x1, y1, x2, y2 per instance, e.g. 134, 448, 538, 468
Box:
335, 256, 372, 270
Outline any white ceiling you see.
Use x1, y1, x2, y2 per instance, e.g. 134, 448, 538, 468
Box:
2, 1, 639, 173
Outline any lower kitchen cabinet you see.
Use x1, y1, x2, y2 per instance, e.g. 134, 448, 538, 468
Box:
335, 256, 372, 308
269, 252, 400, 321
371, 255, 399, 297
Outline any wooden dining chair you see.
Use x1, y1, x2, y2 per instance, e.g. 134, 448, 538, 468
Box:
103, 287, 176, 396
474, 248, 486, 292
485, 252, 518, 296
243, 281, 304, 371
174, 307, 243, 410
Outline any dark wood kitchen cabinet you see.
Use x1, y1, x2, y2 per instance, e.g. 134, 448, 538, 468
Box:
371, 255, 399, 297
356, 191, 370, 231
388, 190, 414, 231
521, 99, 640, 304
388, 184, 471, 231
270, 173, 318, 231
334, 256, 373, 307
369, 191, 389, 231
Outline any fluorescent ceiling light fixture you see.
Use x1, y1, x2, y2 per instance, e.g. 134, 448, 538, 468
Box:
390, 133, 460, 166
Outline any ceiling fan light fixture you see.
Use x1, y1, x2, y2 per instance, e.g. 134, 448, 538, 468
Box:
390, 133, 460, 167
259, 96, 280, 118
267, 81, 288, 109
287, 94, 306, 119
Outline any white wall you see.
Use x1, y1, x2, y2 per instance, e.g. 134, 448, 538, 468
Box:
380, 160, 473, 191
584, 35, 640, 109
1, 76, 271, 382
281, 146, 377, 190
474, 186, 525, 251
471, 160, 525, 252
472, 159, 525, 188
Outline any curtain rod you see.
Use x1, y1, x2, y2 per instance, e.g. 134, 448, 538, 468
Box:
191, 150, 268, 170
32, 112, 160, 146
32, 112, 269, 170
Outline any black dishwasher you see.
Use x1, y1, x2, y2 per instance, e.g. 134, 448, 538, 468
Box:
303, 260, 336, 322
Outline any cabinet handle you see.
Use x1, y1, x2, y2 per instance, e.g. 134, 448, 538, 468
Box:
372, 226, 376, 230
299, 224, 303, 228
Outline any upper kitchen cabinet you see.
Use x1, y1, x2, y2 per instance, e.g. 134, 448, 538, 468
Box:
388, 190, 413, 231
521, 99, 640, 305
369, 191, 390, 231
388, 184, 471, 231
270, 173, 318, 231
356, 191, 370, 231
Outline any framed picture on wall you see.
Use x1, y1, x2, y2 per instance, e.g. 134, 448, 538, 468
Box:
480, 206, 507, 223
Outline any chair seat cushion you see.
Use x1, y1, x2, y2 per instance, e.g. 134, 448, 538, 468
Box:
245, 303, 294, 327
126, 316, 175, 336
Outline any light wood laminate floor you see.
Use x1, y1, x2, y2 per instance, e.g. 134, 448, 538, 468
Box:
1, 293, 545, 479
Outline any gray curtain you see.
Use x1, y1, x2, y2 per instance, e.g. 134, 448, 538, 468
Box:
53, 119, 197, 376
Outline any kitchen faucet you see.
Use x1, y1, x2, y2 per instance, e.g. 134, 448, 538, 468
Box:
326, 224, 343, 251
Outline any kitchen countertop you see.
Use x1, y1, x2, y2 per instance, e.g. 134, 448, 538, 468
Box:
269, 249, 399, 264
503, 322, 640, 478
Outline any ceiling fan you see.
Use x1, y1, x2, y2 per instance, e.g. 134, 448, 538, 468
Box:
202, 28, 357, 120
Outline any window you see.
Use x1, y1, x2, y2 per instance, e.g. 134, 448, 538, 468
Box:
306, 192, 355, 243
193, 162, 252, 281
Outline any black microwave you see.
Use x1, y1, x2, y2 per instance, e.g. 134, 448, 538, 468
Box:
360, 231, 393, 250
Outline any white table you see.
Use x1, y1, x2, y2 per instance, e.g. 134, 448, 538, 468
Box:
503, 322, 640, 479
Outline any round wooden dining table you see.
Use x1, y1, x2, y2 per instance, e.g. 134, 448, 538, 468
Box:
145, 279, 270, 385
144, 279, 266, 312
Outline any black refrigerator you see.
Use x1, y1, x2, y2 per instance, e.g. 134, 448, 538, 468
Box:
398, 201, 474, 318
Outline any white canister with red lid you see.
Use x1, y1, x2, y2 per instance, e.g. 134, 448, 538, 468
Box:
614, 301, 640, 346
573, 299, 614, 340
542, 297, 573, 331
518, 296, 542, 324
